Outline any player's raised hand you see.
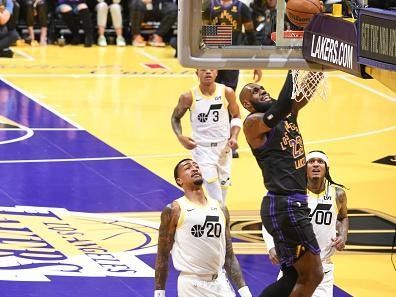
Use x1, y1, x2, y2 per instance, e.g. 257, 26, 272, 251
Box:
178, 135, 197, 150
253, 69, 262, 82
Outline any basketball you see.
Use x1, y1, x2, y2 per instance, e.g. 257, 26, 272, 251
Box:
286, 0, 322, 28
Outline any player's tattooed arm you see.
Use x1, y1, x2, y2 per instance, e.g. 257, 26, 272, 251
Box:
155, 202, 180, 290
223, 206, 247, 290
171, 92, 196, 149
171, 92, 192, 137
334, 187, 349, 250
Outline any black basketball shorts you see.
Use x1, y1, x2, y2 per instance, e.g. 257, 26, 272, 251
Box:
261, 192, 320, 268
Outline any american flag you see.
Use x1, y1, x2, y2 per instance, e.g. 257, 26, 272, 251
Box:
201, 25, 233, 46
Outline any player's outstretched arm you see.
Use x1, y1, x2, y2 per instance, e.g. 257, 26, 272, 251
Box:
171, 92, 196, 150
223, 206, 252, 297
154, 202, 180, 296
242, 71, 295, 149
261, 70, 294, 128
333, 187, 349, 251
291, 71, 325, 114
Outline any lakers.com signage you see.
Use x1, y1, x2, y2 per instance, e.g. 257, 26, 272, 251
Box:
303, 14, 365, 77
0, 206, 158, 281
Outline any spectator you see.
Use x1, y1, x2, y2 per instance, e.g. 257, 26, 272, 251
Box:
22, 0, 48, 45
129, 0, 177, 47
57, 0, 94, 47
0, 0, 19, 57
8, 0, 19, 32
251, 0, 276, 45
96, 0, 126, 46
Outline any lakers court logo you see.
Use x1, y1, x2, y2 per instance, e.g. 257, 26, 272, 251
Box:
0, 206, 159, 281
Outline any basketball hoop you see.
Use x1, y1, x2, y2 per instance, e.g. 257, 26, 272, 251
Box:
291, 70, 328, 102
270, 31, 328, 101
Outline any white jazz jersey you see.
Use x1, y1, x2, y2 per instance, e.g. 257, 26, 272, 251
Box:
171, 196, 226, 274
190, 83, 230, 144
308, 184, 339, 261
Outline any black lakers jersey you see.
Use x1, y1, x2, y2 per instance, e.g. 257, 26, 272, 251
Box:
203, 0, 252, 45
251, 113, 307, 194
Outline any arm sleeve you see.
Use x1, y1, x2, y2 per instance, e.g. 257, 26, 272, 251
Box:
263, 70, 294, 128
262, 225, 275, 251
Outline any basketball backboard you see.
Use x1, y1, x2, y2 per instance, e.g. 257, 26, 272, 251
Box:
177, 0, 330, 70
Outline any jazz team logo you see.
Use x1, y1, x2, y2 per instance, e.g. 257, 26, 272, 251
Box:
0, 206, 159, 281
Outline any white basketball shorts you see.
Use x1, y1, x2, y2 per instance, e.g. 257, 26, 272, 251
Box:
177, 270, 235, 297
191, 140, 232, 187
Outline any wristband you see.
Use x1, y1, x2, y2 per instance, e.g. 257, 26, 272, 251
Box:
238, 286, 252, 297
154, 290, 165, 297
230, 117, 242, 128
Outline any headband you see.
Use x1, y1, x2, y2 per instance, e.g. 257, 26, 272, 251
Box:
306, 151, 329, 167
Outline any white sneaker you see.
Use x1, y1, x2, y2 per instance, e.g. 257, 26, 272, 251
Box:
98, 36, 107, 47
132, 35, 146, 47
116, 36, 126, 47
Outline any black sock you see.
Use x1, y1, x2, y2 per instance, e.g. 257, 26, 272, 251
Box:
258, 266, 298, 297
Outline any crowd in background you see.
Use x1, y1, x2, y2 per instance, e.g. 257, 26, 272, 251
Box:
0, 0, 364, 58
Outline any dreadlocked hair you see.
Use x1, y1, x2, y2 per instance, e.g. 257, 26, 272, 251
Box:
324, 164, 348, 190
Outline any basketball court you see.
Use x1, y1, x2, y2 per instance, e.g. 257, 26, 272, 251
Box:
0, 2, 395, 296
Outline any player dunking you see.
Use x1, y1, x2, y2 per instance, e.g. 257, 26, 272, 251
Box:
262, 150, 349, 297
154, 158, 252, 297
239, 71, 324, 297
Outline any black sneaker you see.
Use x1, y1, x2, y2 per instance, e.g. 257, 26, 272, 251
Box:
0, 49, 14, 58
84, 35, 93, 47
71, 35, 80, 45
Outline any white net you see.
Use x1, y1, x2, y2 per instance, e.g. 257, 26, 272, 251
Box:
291, 70, 328, 102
